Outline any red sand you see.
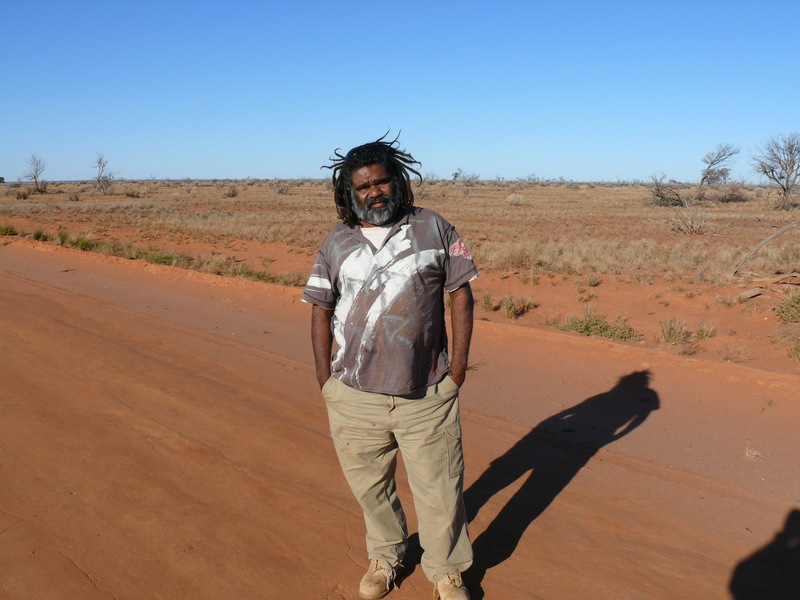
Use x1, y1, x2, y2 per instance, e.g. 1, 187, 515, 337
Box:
1, 240, 798, 599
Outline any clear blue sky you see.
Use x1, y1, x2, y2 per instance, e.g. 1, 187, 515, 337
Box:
3, 0, 798, 183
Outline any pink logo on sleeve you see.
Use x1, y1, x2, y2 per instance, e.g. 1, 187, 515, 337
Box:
449, 239, 473, 260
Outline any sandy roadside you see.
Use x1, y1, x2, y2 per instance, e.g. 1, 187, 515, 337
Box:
1, 241, 798, 599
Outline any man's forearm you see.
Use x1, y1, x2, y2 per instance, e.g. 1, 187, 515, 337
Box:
311, 304, 334, 388
448, 283, 474, 387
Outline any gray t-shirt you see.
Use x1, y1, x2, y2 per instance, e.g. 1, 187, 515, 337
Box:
303, 207, 478, 395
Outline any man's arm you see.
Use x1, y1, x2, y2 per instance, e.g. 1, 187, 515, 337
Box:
311, 304, 334, 389
448, 283, 474, 387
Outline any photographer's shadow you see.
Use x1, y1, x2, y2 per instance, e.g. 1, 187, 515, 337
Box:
463, 370, 660, 596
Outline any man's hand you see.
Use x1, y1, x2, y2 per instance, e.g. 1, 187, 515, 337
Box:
449, 368, 467, 388
448, 283, 474, 389
311, 304, 334, 389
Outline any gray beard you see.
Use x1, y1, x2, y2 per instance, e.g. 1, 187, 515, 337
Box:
350, 190, 402, 226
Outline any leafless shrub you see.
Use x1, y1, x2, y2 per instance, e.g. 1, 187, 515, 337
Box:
452, 168, 480, 195
24, 155, 47, 194
648, 173, 682, 207
94, 153, 115, 195
668, 198, 714, 235
713, 183, 750, 203
752, 132, 800, 210
270, 179, 290, 195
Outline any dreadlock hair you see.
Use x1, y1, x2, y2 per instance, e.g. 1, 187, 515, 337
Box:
323, 133, 422, 227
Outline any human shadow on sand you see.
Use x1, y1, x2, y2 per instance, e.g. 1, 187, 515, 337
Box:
729, 508, 800, 599
462, 370, 660, 598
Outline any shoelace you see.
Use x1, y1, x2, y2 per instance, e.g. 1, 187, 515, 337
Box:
370, 560, 395, 586
434, 573, 464, 599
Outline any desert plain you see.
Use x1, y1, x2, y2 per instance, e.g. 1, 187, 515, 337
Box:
1, 178, 799, 599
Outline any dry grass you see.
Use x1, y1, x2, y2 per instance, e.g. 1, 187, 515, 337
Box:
2, 178, 799, 282
659, 318, 692, 345
719, 342, 749, 363
499, 295, 536, 319
772, 323, 800, 362
695, 322, 718, 340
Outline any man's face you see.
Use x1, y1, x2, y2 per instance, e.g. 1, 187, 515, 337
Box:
349, 164, 402, 227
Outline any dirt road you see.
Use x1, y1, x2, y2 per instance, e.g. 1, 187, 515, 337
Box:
1, 241, 798, 599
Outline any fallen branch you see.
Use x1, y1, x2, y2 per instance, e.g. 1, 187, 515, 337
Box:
772, 273, 800, 285
738, 288, 765, 301
730, 219, 800, 276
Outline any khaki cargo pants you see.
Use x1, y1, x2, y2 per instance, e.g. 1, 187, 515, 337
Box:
322, 375, 473, 583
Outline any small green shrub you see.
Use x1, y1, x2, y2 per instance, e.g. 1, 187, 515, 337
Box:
557, 308, 642, 341
75, 235, 97, 251
776, 295, 800, 323
146, 251, 183, 266
225, 263, 255, 278
0, 225, 17, 236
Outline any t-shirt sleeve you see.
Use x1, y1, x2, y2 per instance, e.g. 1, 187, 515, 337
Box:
443, 222, 479, 292
302, 246, 337, 309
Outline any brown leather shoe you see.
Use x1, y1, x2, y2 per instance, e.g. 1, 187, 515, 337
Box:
359, 559, 396, 600
433, 572, 470, 600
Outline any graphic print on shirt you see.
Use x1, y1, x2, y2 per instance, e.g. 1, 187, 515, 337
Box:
331, 225, 444, 389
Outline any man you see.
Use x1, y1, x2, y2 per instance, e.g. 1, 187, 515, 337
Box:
303, 136, 477, 600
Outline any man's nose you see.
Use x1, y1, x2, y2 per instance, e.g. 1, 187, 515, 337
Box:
367, 185, 382, 197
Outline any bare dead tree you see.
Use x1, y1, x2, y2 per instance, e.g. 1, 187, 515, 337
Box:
24, 154, 47, 194
699, 143, 740, 192
752, 133, 800, 210
94, 153, 115, 195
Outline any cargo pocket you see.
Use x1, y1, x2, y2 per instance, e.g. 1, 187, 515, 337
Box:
444, 422, 464, 479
